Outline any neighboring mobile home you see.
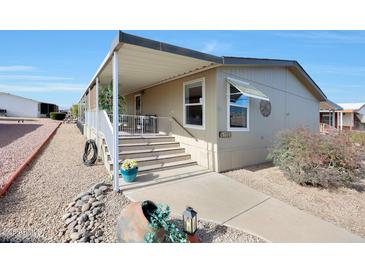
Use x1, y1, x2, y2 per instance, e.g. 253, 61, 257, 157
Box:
78, 31, 328, 190
0, 92, 59, 118
320, 102, 365, 131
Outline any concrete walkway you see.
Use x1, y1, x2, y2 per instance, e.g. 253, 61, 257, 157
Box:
123, 166, 365, 243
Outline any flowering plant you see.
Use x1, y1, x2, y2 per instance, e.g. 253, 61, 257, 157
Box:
121, 159, 138, 170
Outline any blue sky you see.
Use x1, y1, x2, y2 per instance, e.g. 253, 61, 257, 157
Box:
0, 30, 364, 108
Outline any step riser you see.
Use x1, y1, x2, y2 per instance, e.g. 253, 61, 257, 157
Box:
120, 143, 180, 152
107, 148, 186, 161
109, 154, 191, 170
108, 161, 197, 174
139, 161, 197, 174
119, 137, 175, 144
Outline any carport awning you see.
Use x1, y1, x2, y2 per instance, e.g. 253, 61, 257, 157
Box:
227, 77, 269, 101
87, 32, 222, 96
319, 100, 343, 111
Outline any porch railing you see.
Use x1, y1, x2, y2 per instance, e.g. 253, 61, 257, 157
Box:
99, 110, 114, 159
84, 110, 114, 158
109, 114, 172, 136
320, 123, 339, 133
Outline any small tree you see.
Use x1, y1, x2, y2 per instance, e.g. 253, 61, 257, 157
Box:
71, 104, 78, 118
99, 83, 127, 116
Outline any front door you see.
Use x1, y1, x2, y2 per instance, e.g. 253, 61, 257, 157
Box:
135, 94, 141, 115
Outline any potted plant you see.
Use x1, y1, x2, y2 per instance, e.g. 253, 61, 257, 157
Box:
120, 159, 138, 182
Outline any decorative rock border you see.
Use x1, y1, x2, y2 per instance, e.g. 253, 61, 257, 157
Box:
59, 181, 110, 243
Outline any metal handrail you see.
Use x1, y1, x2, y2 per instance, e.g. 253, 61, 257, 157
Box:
116, 114, 172, 136
170, 116, 198, 141
120, 114, 171, 119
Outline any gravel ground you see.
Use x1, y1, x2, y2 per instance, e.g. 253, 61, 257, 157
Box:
0, 118, 60, 189
171, 217, 264, 243
0, 123, 264, 243
224, 163, 365, 238
102, 192, 264, 243
102, 190, 131, 243
0, 124, 109, 243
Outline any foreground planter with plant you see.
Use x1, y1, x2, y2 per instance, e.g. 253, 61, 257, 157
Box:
116, 200, 188, 243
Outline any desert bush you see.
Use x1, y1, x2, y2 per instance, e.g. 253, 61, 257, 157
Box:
349, 131, 365, 146
268, 128, 365, 189
50, 112, 66, 120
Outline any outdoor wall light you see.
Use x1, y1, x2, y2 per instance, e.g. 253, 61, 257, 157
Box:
182, 206, 198, 235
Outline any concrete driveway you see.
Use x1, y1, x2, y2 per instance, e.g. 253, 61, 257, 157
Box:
123, 166, 365, 243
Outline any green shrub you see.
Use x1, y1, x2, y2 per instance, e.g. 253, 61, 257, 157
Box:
50, 112, 66, 120
71, 104, 78, 118
268, 128, 365, 189
99, 83, 127, 116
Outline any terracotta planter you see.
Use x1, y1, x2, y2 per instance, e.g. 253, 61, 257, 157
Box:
116, 200, 165, 243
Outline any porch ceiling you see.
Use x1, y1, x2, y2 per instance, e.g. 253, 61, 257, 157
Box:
98, 43, 218, 95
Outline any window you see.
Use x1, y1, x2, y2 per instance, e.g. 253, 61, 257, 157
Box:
135, 94, 141, 115
227, 82, 249, 131
183, 78, 205, 129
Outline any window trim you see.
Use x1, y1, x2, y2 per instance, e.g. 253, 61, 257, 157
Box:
183, 78, 206, 130
227, 81, 250, 132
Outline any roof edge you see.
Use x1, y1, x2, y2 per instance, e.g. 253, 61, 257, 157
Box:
119, 31, 223, 64
222, 57, 327, 101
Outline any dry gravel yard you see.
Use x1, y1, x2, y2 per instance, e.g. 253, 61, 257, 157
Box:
0, 124, 110, 242
0, 118, 60, 189
0, 123, 263, 243
224, 163, 365, 239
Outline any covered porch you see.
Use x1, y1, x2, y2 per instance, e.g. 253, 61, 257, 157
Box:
80, 31, 221, 191
319, 100, 344, 132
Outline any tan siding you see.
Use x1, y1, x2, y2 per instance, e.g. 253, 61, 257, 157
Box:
123, 65, 320, 172
124, 68, 219, 170
216, 66, 320, 172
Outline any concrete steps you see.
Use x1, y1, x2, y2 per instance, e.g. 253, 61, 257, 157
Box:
119, 135, 175, 144
103, 134, 197, 175
108, 147, 186, 161
108, 153, 191, 168
118, 141, 180, 152
138, 159, 197, 174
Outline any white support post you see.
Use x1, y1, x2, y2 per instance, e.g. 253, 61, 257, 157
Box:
88, 88, 91, 111
332, 111, 335, 128
340, 112, 343, 131
112, 51, 120, 192
141, 117, 144, 136
95, 77, 99, 148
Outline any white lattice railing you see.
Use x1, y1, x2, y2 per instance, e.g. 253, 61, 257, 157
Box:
85, 111, 173, 160
85, 110, 114, 159
99, 110, 114, 159
115, 114, 172, 136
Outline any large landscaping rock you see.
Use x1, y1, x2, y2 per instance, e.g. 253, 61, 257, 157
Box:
59, 183, 110, 243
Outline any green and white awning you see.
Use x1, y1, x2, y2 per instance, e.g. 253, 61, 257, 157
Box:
227, 77, 269, 101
